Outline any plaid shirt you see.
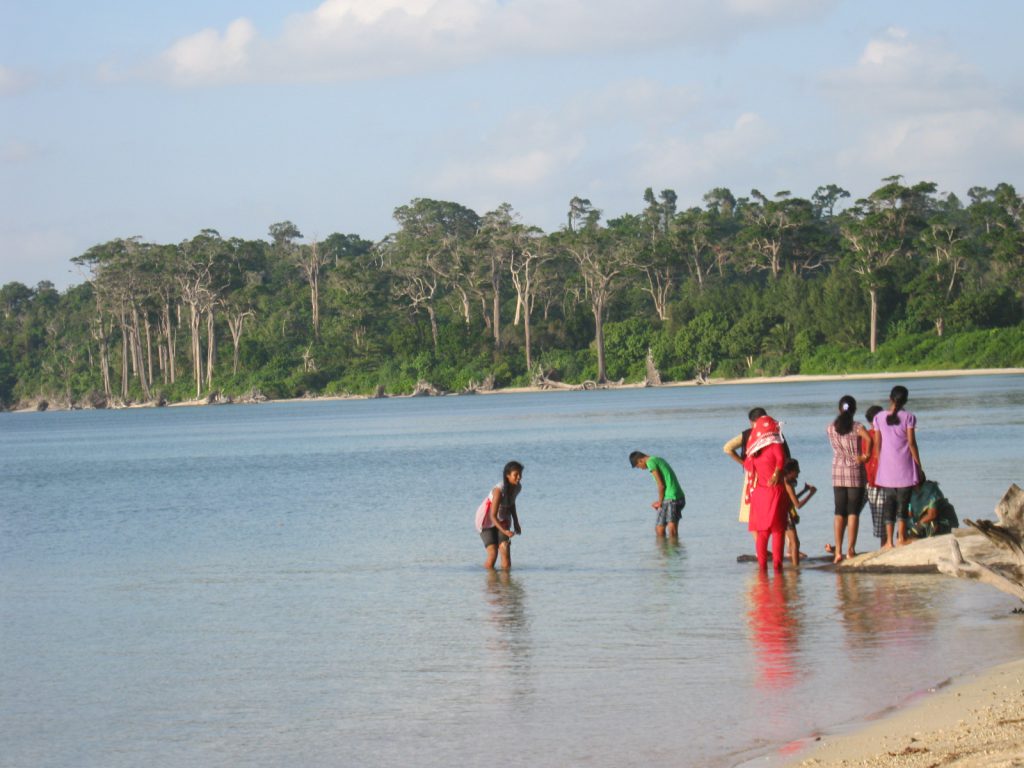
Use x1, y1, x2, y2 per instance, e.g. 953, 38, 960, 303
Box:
827, 423, 866, 488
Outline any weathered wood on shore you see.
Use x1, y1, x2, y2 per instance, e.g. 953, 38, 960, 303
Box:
838, 484, 1024, 603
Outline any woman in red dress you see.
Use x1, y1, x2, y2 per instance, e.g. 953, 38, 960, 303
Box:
744, 416, 789, 571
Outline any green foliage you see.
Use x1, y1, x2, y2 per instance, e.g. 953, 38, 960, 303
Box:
603, 316, 654, 381
2, 181, 1022, 408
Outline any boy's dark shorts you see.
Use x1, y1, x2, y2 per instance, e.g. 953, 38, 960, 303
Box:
480, 527, 510, 547
656, 498, 685, 527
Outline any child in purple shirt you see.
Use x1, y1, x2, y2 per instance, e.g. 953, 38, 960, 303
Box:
872, 385, 924, 548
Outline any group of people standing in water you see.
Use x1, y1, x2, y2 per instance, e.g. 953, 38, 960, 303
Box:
730, 384, 938, 572
475, 384, 949, 572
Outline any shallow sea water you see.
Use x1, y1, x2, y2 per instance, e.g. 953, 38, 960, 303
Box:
1, 375, 1023, 768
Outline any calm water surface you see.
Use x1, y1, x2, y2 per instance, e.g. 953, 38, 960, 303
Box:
2, 375, 1023, 768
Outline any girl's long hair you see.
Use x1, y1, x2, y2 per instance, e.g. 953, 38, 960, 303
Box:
886, 386, 909, 426
833, 395, 857, 435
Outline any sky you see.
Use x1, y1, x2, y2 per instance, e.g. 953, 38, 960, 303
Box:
2, 0, 1023, 290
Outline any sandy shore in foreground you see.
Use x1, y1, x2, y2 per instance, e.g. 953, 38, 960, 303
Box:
783, 656, 1024, 767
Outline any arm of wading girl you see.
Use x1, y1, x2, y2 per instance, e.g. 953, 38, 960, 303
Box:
651, 469, 666, 510
489, 487, 514, 539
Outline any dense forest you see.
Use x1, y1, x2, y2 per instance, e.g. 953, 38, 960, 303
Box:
1, 176, 1022, 409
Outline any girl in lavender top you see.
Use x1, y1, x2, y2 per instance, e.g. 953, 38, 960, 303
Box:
871, 385, 924, 548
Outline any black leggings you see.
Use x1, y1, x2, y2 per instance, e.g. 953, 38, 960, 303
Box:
833, 486, 865, 517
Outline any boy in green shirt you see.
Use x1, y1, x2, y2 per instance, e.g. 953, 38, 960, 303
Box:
629, 451, 686, 538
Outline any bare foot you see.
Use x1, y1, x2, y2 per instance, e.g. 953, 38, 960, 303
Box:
824, 543, 835, 554
881, 543, 893, 550
846, 550, 857, 560
833, 553, 843, 564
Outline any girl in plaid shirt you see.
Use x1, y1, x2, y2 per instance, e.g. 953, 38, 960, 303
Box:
826, 395, 871, 563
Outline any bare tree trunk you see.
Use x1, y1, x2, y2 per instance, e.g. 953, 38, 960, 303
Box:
869, 286, 879, 354
453, 284, 471, 324
427, 305, 439, 353
93, 313, 113, 398
311, 270, 320, 339
523, 293, 533, 371
226, 310, 253, 376
144, 315, 154, 389
163, 303, 176, 384
130, 305, 151, 400
593, 296, 607, 383
205, 308, 216, 389
189, 304, 202, 398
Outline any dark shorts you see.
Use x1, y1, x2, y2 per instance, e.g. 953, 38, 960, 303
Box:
480, 527, 510, 548
833, 486, 865, 517
882, 486, 913, 525
656, 498, 685, 527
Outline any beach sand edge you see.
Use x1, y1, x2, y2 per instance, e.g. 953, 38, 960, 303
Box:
782, 655, 1024, 767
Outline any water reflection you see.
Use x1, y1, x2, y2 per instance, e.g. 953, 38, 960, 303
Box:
745, 571, 803, 691
833, 573, 938, 653
483, 571, 532, 702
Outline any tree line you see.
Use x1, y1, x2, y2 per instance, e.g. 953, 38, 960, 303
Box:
0, 176, 1021, 408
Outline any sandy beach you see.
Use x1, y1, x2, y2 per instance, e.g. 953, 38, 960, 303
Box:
782, 656, 1024, 767
10, 367, 1023, 412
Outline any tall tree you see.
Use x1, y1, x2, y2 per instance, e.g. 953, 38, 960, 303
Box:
508, 228, 551, 372
840, 177, 937, 352
383, 198, 480, 354
177, 231, 222, 397
559, 208, 633, 383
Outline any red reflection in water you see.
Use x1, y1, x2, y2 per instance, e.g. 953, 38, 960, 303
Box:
746, 571, 800, 691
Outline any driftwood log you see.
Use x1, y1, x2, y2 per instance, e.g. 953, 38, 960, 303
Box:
410, 380, 445, 397
644, 350, 662, 387
840, 484, 1024, 604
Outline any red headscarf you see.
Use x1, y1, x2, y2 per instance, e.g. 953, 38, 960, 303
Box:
746, 415, 783, 457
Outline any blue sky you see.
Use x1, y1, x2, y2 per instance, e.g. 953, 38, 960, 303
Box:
2, 0, 1022, 289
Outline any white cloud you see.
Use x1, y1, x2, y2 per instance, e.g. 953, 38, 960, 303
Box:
823, 27, 991, 113
146, 0, 833, 86
160, 18, 258, 85
431, 109, 586, 194
823, 29, 1024, 194
427, 79, 771, 224
835, 110, 1024, 191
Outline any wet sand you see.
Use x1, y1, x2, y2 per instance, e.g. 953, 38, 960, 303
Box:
784, 656, 1024, 767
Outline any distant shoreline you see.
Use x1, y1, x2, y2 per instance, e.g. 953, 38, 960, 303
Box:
9, 367, 1023, 413
477, 367, 1024, 396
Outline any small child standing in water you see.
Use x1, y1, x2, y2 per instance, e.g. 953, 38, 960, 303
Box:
782, 458, 816, 566
475, 461, 524, 570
